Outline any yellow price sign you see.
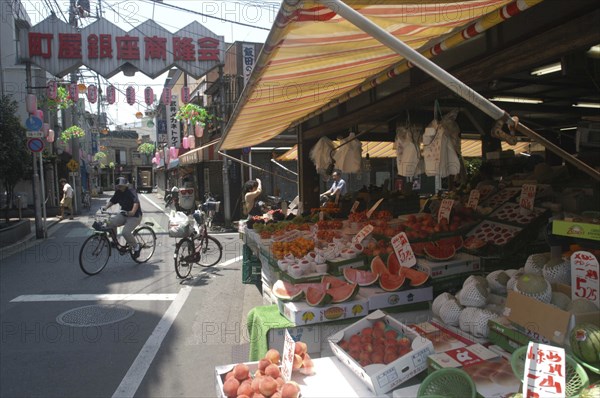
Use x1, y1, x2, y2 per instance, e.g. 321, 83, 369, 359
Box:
67, 160, 80, 172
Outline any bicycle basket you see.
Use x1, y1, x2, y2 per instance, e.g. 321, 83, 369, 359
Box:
92, 213, 111, 230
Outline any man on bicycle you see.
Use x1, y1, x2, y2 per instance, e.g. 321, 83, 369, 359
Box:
102, 177, 143, 259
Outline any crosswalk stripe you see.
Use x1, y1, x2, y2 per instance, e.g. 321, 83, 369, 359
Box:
11, 294, 178, 302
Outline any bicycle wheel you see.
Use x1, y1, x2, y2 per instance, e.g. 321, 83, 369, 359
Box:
132, 226, 156, 263
196, 235, 223, 267
79, 234, 111, 275
174, 238, 194, 278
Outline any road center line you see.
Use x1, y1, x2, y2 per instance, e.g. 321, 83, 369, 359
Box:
141, 193, 170, 216
10, 294, 178, 302
112, 286, 192, 398
220, 256, 242, 267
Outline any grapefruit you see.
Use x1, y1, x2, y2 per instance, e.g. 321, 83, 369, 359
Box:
343, 268, 379, 286
370, 255, 388, 276
272, 280, 304, 301
379, 273, 406, 291
327, 283, 359, 303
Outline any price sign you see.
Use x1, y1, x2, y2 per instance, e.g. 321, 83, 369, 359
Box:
391, 232, 416, 268
280, 329, 295, 381
289, 196, 299, 210
366, 198, 384, 219
520, 184, 536, 212
437, 199, 454, 223
319, 211, 324, 221
523, 342, 565, 398
467, 190, 480, 209
352, 224, 374, 244
350, 201, 360, 213
570, 251, 599, 308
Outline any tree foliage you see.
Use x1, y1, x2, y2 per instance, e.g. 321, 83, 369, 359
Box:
0, 94, 31, 210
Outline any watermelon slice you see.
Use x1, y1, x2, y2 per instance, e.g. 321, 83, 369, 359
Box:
327, 282, 359, 303
343, 268, 379, 286
321, 275, 348, 289
379, 272, 406, 291
370, 255, 388, 276
272, 280, 305, 301
305, 285, 333, 307
410, 242, 427, 257
401, 267, 430, 287
464, 236, 487, 250
387, 253, 401, 275
424, 243, 456, 261
437, 236, 463, 251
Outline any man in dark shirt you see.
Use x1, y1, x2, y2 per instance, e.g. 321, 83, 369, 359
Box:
102, 177, 143, 258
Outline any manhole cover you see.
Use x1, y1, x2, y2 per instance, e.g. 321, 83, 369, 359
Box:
57, 304, 135, 327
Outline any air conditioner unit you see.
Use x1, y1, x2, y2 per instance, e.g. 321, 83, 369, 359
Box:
576, 122, 600, 151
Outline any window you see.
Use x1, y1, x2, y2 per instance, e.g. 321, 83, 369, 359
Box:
115, 149, 127, 165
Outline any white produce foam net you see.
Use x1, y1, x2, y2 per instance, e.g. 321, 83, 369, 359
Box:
486, 270, 509, 295
524, 252, 550, 275
439, 299, 464, 327
432, 292, 455, 317
542, 258, 570, 285
458, 282, 488, 308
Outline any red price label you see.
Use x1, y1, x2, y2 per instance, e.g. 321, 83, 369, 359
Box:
520, 184, 536, 211
570, 251, 599, 309
352, 224, 373, 244
467, 190, 480, 209
280, 330, 295, 382
437, 199, 454, 223
391, 232, 416, 268
523, 342, 566, 398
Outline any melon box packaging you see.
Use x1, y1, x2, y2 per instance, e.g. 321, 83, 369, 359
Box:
487, 316, 551, 354
410, 320, 476, 353
504, 285, 600, 346
327, 310, 435, 395
277, 295, 369, 326
359, 285, 433, 311
415, 253, 481, 279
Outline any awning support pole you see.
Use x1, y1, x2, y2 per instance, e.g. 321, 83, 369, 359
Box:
324, 0, 600, 181
218, 151, 298, 184
271, 158, 298, 176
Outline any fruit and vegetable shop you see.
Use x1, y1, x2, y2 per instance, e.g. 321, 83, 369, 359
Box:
215, 1, 600, 396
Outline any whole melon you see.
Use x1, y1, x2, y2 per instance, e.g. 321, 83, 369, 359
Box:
432, 292, 455, 317
569, 323, 600, 364
469, 308, 498, 338
567, 298, 599, 314
506, 271, 524, 292
458, 282, 488, 308
514, 273, 552, 303
550, 291, 571, 310
458, 307, 480, 334
524, 252, 550, 275
463, 275, 489, 291
439, 299, 463, 327
486, 270, 509, 295
542, 258, 570, 285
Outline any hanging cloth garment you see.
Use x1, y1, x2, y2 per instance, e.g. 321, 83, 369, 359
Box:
423, 117, 461, 178
309, 136, 335, 173
396, 125, 423, 177
333, 133, 362, 173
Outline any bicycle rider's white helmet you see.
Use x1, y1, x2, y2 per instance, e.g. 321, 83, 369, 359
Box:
171, 186, 179, 193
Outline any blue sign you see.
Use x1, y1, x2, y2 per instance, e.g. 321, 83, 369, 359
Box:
27, 138, 44, 152
25, 116, 43, 131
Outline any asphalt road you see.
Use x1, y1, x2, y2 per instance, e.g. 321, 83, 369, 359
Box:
0, 192, 263, 398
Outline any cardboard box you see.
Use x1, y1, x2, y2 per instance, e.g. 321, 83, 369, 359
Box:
487, 317, 550, 353
268, 325, 321, 355
504, 288, 600, 345
360, 285, 433, 310
328, 310, 435, 395
277, 295, 369, 326
415, 253, 481, 279
410, 320, 476, 353
552, 219, 600, 241
326, 255, 368, 276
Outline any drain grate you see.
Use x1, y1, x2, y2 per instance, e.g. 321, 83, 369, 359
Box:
57, 304, 135, 327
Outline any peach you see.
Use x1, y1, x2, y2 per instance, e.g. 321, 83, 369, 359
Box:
359, 358, 372, 367
373, 320, 386, 331
372, 328, 385, 339
384, 351, 399, 365
384, 329, 398, 340
275, 376, 285, 388
360, 333, 372, 344
361, 342, 374, 353
293, 353, 303, 370
398, 336, 411, 348
224, 370, 235, 381
258, 358, 272, 373
233, 363, 250, 381
349, 334, 361, 345
361, 327, 373, 337
222, 377, 240, 398
259, 376, 278, 397
281, 381, 301, 398
251, 375, 263, 393
265, 348, 281, 364
265, 363, 281, 379
338, 339, 349, 350
299, 352, 314, 375
237, 380, 254, 397
370, 351, 384, 364
294, 341, 307, 356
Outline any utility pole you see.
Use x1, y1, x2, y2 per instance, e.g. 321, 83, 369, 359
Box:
26, 62, 44, 238
219, 64, 231, 225
69, 3, 80, 214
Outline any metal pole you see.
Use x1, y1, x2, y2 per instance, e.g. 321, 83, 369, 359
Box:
26, 62, 44, 238
39, 152, 47, 237
218, 151, 297, 184
324, 0, 600, 181
219, 65, 232, 224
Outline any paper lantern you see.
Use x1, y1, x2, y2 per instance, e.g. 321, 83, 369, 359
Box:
106, 85, 116, 104
161, 87, 172, 105
126, 86, 136, 105
144, 87, 154, 105
35, 109, 44, 121
135, 112, 143, 119
77, 83, 87, 94
188, 137, 195, 149
152, 157, 157, 165
182, 136, 189, 149
69, 83, 79, 101
194, 124, 204, 137
169, 146, 177, 159
181, 86, 190, 103
155, 151, 160, 159
47, 129, 55, 143
42, 123, 50, 135
87, 85, 98, 103
26, 94, 37, 114
46, 81, 57, 100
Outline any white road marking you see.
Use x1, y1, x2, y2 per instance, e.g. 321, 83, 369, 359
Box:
220, 256, 242, 267
11, 294, 178, 302
112, 286, 192, 398
141, 193, 169, 216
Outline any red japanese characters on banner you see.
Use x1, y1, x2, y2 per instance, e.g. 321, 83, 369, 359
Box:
68, 83, 79, 101
144, 87, 154, 106
87, 85, 97, 104
570, 251, 600, 308
126, 86, 135, 105
46, 80, 57, 100
106, 85, 116, 104
161, 87, 172, 105
181, 86, 190, 103
523, 342, 565, 398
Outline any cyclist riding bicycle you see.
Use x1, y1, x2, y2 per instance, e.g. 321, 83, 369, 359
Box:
101, 177, 143, 259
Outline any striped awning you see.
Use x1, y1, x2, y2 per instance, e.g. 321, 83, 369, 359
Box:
178, 139, 220, 166
220, 0, 543, 150
276, 140, 534, 160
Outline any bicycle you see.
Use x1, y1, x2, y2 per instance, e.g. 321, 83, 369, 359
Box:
173, 199, 223, 279
81, 191, 91, 210
79, 210, 157, 275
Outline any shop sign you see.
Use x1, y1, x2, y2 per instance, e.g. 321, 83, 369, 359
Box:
391, 231, 416, 268
167, 96, 180, 148
467, 189, 480, 209
437, 199, 454, 223
242, 43, 256, 86
22, 16, 224, 79
523, 342, 565, 398
519, 184, 536, 212
570, 251, 599, 308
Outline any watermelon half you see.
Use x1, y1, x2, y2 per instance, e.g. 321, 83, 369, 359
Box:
327, 282, 359, 303
401, 267, 430, 287
424, 243, 456, 261
379, 272, 406, 292
305, 285, 333, 307
272, 280, 305, 301
437, 236, 463, 251
343, 268, 379, 286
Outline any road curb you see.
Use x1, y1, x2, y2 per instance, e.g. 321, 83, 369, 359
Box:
0, 218, 61, 259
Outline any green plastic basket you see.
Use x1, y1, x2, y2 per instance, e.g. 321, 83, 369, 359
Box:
510, 346, 590, 398
417, 368, 477, 398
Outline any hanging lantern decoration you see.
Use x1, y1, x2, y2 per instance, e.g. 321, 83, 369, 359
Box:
144, 87, 154, 106
42, 123, 50, 135
188, 137, 195, 149
46, 80, 57, 100
101, 128, 109, 135
69, 83, 79, 101
147, 120, 155, 128
135, 111, 143, 119
26, 94, 37, 114
181, 86, 190, 104
169, 146, 177, 159
195, 123, 204, 137
77, 83, 87, 94
35, 109, 44, 121
182, 136, 189, 149
87, 85, 98, 104
126, 86, 136, 105
106, 85, 116, 105
155, 151, 160, 159
161, 87, 172, 105
47, 129, 55, 143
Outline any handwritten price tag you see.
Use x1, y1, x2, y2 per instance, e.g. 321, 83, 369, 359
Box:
366, 198, 384, 219
570, 251, 599, 309
520, 184, 536, 212
319, 211, 324, 221
467, 190, 480, 209
437, 199, 454, 223
280, 329, 295, 382
350, 201, 360, 213
391, 232, 416, 268
352, 224, 373, 244
523, 342, 565, 398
